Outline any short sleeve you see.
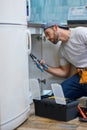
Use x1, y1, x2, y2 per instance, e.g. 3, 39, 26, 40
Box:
78, 27, 87, 45
58, 47, 69, 66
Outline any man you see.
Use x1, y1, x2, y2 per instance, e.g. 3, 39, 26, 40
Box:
41, 22, 87, 99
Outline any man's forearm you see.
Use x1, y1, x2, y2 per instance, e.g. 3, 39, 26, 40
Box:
44, 65, 70, 78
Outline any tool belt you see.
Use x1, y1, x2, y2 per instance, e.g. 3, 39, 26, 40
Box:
76, 68, 87, 84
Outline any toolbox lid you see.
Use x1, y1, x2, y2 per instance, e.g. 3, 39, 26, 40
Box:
51, 83, 66, 105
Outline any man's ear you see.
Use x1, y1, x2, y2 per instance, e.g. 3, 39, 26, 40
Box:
52, 25, 58, 31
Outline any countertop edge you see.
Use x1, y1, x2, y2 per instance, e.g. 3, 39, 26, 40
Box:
27, 22, 44, 28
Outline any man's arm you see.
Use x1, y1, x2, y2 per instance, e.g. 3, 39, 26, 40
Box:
45, 63, 71, 78
40, 58, 71, 78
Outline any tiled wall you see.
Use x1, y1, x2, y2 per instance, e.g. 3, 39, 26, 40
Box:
30, 0, 87, 24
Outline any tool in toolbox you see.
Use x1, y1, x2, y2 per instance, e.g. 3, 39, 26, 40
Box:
30, 53, 48, 72
78, 105, 87, 122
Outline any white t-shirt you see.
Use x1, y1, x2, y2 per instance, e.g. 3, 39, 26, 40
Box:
59, 27, 87, 68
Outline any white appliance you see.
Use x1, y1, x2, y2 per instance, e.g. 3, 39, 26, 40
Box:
0, 0, 31, 130
0, 0, 30, 25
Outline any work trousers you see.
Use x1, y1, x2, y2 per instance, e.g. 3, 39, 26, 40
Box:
61, 74, 87, 99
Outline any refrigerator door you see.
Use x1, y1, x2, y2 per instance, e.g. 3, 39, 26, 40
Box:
0, 0, 30, 24
0, 25, 31, 130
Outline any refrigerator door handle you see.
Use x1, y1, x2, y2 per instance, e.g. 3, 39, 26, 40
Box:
26, 29, 31, 54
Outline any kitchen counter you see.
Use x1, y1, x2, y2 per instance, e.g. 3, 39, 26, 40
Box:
27, 22, 43, 34
28, 22, 43, 28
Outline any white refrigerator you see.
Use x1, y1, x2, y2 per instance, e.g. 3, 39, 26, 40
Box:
0, 0, 31, 130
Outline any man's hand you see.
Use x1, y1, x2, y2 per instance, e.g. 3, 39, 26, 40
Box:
40, 59, 46, 64
41, 61, 71, 78
40, 59, 48, 70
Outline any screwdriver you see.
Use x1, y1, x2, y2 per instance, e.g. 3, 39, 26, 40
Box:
78, 105, 87, 118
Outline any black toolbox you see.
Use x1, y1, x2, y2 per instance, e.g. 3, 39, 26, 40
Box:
33, 98, 79, 121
